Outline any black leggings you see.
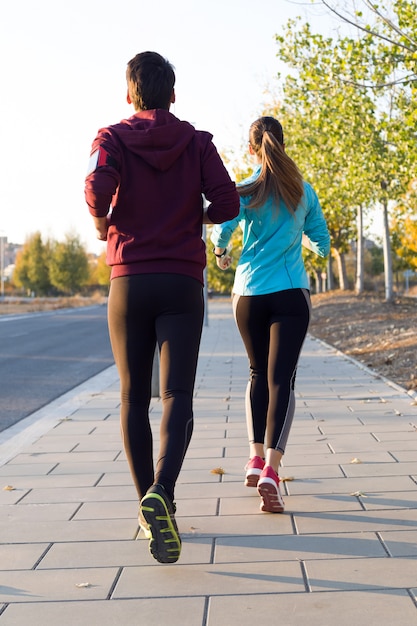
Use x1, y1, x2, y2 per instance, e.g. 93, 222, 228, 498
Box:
233, 288, 311, 455
108, 274, 204, 501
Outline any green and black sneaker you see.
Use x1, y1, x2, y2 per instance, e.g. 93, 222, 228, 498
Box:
140, 484, 181, 564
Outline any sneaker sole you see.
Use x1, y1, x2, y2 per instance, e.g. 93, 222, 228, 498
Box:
140, 493, 181, 563
245, 468, 262, 487
257, 478, 285, 513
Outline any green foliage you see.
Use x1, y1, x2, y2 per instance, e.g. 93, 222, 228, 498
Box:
13, 232, 52, 296
89, 250, 111, 288
13, 232, 93, 296
206, 226, 242, 294
49, 234, 90, 295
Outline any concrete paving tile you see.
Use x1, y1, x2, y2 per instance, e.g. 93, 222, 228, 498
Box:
7, 451, 119, 465
341, 461, 417, 477
0, 474, 102, 489
82, 423, 122, 435
305, 556, 417, 591
72, 501, 137, 520
375, 430, 417, 441
182, 457, 241, 472
38, 537, 213, 569
320, 422, 415, 434
178, 512, 294, 536
93, 472, 131, 486
207, 589, 417, 626
175, 498, 218, 517
46, 422, 100, 435
392, 450, 417, 462
0, 490, 29, 505
179, 446, 225, 459
0, 544, 49, 570
214, 531, 386, 563
17, 484, 137, 505
0, 503, 79, 522
26, 437, 83, 453
286, 475, 415, 495
70, 408, 116, 419
191, 436, 248, 449
277, 465, 346, 480
50, 461, 128, 475
220, 493, 363, 515
279, 443, 334, 457
0, 567, 119, 603
282, 451, 395, 465
0, 464, 56, 476
176, 469, 224, 485
191, 429, 229, 440
113, 560, 305, 599
379, 530, 417, 556
322, 439, 390, 453
294, 509, 417, 534
0, 598, 206, 626
0, 519, 135, 542
304, 491, 414, 512
70, 438, 123, 453
175, 480, 250, 500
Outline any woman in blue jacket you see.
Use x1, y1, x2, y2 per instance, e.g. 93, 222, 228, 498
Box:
211, 116, 330, 513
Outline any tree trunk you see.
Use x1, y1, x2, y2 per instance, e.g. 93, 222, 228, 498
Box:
355, 205, 364, 294
327, 255, 334, 291
382, 199, 394, 302
333, 248, 349, 290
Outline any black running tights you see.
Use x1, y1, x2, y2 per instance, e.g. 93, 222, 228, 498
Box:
108, 274, 204, 502
233, 288, 311, 454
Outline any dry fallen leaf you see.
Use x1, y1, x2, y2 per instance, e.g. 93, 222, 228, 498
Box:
350, 458, 362, 464
3, 485, 15, 491
281, 476, 295, 482
210, 467, 225, 475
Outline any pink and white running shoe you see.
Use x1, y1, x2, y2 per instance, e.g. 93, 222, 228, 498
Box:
257, 465, 285, 513
244, 456, 265, 487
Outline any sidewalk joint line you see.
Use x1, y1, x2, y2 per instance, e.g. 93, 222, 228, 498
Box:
107, 566, 123, 600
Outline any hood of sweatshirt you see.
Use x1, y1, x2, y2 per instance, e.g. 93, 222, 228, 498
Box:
109, 109, 199, 172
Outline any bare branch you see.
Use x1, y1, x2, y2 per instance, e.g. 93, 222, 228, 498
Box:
339, 72, 417, 90
363, 0, 417, 49
320, 0, 414, 52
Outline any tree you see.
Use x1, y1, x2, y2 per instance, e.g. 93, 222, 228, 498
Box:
88, 251, 111, 289
49, 234, 90, 295
270, 24, 381, 290
272, 10, 415, 299
390, 179, 417, 272
13, 232, 52, 295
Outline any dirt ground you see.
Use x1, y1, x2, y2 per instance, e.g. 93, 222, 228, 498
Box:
1, 291, 416, 394
309, 290, 417, 393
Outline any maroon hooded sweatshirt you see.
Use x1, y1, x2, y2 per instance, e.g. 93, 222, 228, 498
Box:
85, 109, 240, 283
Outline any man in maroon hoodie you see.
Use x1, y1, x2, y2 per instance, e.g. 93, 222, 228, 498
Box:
85, 51, 239, 564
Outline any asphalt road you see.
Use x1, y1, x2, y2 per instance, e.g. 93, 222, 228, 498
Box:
0, 305, 114, 433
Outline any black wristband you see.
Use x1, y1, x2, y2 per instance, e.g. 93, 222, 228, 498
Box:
213, 247, 227, 258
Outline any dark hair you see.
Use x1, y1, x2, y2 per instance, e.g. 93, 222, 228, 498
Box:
126, 51, 175, 111
239, 116, 304, 213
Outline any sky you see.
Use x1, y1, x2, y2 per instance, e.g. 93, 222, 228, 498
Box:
0, 0, 343, 255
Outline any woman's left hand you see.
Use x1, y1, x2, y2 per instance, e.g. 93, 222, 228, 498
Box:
216, 255, 232, 270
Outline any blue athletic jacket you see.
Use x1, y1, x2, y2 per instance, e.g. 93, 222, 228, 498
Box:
210, 166, 330, 296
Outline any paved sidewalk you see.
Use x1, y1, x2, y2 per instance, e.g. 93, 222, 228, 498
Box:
0, 300, 417, 625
